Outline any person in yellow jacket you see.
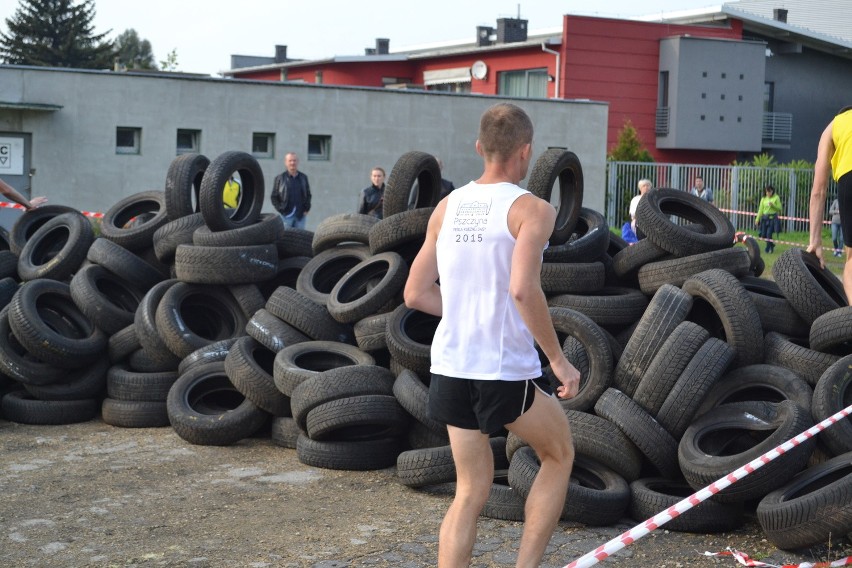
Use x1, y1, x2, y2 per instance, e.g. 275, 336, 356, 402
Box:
223, 175, 241, 209
808, 105, 852, 304
755, 184, 782, 253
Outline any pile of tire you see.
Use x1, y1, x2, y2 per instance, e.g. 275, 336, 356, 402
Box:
0, 148, 849, 551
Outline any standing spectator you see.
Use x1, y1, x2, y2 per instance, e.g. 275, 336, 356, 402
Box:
357, 167, 385, 219
223, 174, 241, 209
808, 105, 852, 305
830, 197, 843, 257
629, 178, 652, 233
690, 176, 714, 203
404, 103, 579, 567
437, 158, 456, 199
755, 184, 782, 253
0, 177, 47, 210
271, 152, 311, 229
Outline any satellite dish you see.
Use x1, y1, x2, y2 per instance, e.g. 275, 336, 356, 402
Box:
471, 60, 488, 80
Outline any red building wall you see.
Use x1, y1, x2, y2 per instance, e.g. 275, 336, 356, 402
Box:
560, 15, 744, 164
413, 46, 559, 97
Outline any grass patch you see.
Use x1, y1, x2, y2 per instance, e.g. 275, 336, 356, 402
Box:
737, 229, 845, 278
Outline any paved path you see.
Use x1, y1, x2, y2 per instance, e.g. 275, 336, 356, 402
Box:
0, 419, 846, 567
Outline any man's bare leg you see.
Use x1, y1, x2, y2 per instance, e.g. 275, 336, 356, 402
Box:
506, 390, 574, 568
438, 426, 494, 568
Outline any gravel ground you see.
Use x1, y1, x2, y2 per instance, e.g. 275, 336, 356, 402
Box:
1, 418, 849, 568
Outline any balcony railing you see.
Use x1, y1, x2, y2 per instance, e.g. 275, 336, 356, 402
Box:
762, 112, 793, 143
655, 107, 670, 136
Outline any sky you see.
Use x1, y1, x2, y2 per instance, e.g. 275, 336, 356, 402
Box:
0, 0, 724, 75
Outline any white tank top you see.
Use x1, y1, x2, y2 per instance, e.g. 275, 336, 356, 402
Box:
430, 181, 542, 381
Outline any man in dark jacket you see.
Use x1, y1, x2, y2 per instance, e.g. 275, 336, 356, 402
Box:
271, 152, 311, 228
357, 166, 385, 219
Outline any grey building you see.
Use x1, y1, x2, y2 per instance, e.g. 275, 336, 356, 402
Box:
643, 0, 852, 163
0, 66, 607, 227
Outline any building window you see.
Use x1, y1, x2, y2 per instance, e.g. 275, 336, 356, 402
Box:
497, 68, 547, 98
315, 70, 323, 84
116, 127, 141, 155
280, 69, 288, 81
308, 134, 331, 161
177, 129, 201, 154
764, 82, 775, 112
252, 133, 275, 159
658, 71, 669, 107
428, 82, 472, 94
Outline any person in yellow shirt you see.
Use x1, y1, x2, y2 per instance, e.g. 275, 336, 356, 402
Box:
807, 105, 852, 304
755, 184, 782, 253
223, 175, 241, 209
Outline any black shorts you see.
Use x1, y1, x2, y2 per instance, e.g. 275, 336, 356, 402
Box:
839, 171, 852, 247
427, 374, 553, 435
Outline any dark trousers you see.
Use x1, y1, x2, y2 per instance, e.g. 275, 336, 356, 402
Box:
759, 215, 778, 251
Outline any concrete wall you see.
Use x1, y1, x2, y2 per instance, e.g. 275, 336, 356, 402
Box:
0, 66, 608, 230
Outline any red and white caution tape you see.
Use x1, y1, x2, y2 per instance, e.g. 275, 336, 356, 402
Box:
562, 402, 852, 568
717, 207, 827, 225
0, 201, 103, 218
705, 548, 852, 567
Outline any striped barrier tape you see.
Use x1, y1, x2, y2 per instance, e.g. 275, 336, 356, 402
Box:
718, 207, 831, 226
562, 402, 852, 568
0, 201, 103, 218
705, 547, 852, 567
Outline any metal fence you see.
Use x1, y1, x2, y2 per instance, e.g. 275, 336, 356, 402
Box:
605, 161, 840, 234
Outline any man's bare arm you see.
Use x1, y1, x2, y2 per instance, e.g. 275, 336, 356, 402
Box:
0, 178, 45, 210
403, 201, 446, 317
807, 121, 835, 267
508, 195, 580, 399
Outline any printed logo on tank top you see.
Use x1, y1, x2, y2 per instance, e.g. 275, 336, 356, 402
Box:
452, 198, 490, 244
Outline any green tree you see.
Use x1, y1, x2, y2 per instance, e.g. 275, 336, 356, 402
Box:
608, 119, 654, 162
114, 28, 155, 69
160, 48, 178, 71
607, 120, 655, 224
0, 0, 113, 69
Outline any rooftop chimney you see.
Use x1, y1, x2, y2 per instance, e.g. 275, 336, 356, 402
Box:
496, 17, 528, 44
376, 38, 389, 55
476, 25, 495, 47
274, 45, 288, 63
773, 8, 788, 23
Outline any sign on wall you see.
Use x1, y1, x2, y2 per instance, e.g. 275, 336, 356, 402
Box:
0, 137, 25, 176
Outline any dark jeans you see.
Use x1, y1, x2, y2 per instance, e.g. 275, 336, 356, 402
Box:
759, 215, 778, 251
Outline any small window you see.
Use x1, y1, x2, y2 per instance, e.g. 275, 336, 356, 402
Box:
720, 116, 725, 122
738, 95, 743, 101
721, 72, 727, 79
700, 115, 706, 121
315, 70, 323, 84
737, 117, 742, 122
740, 74, 744, 80
116, 127, 141, 155
308, 134, 331, 161
702, 71, 707, 78
177, 129, 201, 154
252, 133, 275, 159
721, 94, 726, 100
701, 93, 706, 99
